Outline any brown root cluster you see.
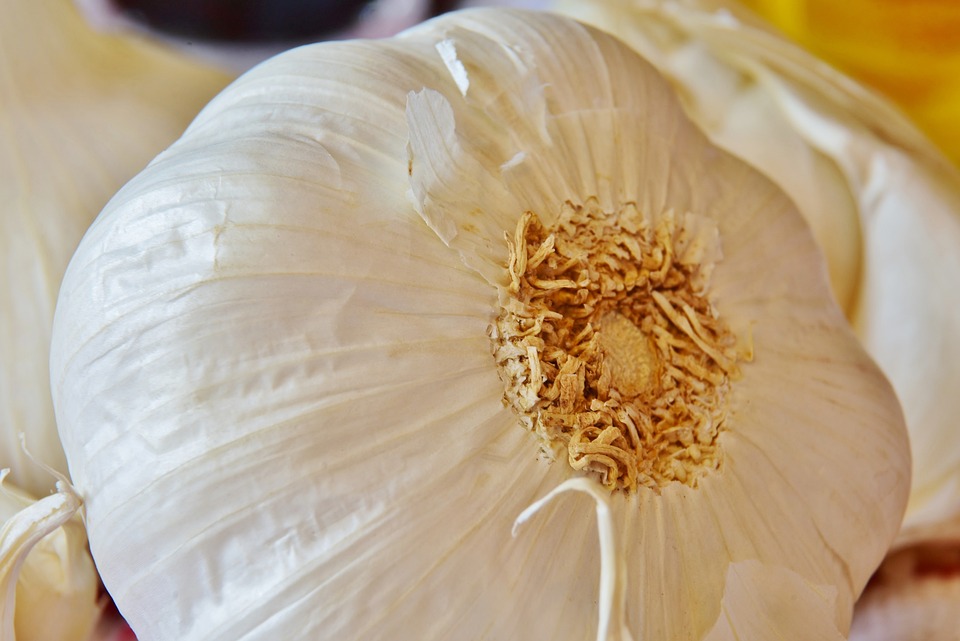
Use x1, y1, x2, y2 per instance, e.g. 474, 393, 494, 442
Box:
491, 200, 742, 492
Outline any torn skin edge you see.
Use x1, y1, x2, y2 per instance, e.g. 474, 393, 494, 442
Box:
512, 477, 635, 641
404, 87, 519, 289
436, 39, 469, 98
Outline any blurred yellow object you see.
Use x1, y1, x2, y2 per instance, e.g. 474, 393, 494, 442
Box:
741, 0, 960, 166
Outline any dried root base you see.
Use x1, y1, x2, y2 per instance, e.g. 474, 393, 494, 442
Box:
491, 200, 743, 492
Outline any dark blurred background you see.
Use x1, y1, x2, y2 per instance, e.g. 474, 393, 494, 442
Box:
108, 0, 460, 42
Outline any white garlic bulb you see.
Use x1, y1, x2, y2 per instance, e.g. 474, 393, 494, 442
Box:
50, 9, 909, 640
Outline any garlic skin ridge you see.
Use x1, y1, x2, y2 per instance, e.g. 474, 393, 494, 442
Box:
50, 8, 910, 640
554, 0, 960, 547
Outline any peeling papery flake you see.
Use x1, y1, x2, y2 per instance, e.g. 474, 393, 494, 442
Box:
436, 39, 469, 97
405, 89, 462, 245
405, 86, 522, 285
501, 151, 526, 172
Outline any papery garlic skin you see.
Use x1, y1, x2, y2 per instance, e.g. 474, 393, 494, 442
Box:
0, 0, 231, 497
852, 578, 960, 641
554, 0, 960, 546
0, 472, 100, 641
703, 561, 846, 641
50, 8, 909, 641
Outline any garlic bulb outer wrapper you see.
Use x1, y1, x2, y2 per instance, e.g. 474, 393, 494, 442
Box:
50, 9, 909, 641
0, 0, 232, 497
554, 0, 960, 546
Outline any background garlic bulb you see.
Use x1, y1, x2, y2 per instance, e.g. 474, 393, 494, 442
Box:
50, 8, 909, 641
0, 0, 231, 496
849, 545, 960, 641
739, 0, 960, 168
554, 0, 960, 547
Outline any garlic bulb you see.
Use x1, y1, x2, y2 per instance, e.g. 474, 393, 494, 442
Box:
50, 8, 909, 640
849, 544, 960, 641
554, 0, 960, 546
0, 0, 231, 497
0, 472, 99, 641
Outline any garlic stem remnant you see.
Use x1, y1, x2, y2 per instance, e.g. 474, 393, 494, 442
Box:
493, 200, 740, 491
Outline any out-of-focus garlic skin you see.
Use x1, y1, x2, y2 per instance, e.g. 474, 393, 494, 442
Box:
739, 0, 960, 169
0, 0, 232, 497
554, 0, 960, 547
849, 544, 960, 641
